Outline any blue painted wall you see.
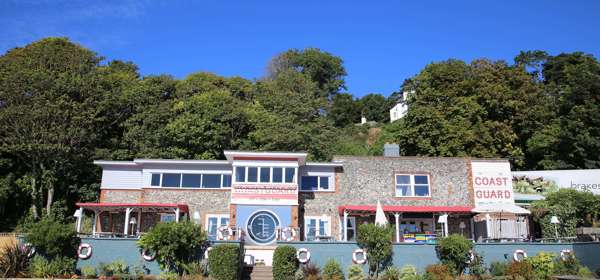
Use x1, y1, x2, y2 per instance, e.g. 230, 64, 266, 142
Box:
279, 242, 600, 273
235, 205, 292, 229
76, 238, 239, 275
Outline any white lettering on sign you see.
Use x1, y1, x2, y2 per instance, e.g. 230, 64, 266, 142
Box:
471, 161, 515, 206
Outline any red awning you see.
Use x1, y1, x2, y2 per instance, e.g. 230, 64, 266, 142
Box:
76, 202, 189, 213
338, 205, 472, 214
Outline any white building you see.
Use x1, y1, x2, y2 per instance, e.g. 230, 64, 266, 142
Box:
389, 91, 411, 122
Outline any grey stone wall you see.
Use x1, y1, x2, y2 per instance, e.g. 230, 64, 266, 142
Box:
100, 190, 142, 203
300, 156, 474, 239
141, 189, 231, 226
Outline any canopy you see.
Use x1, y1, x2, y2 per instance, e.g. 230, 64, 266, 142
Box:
471, 203, 530, 215
75, 202, 189, 213
338, 205, 472, 214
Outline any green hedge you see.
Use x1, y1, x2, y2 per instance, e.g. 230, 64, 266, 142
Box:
273, 245, 298, 280
208, 244, 240, 280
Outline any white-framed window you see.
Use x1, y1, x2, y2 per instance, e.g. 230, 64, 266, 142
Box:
305, 216, 330, 241
300, 176, 332, 191
395, 174, 431, 197
234, 166, 296, 184
160, 213, 176, 222
206, 214, 230, 240
150, 173, 232, 189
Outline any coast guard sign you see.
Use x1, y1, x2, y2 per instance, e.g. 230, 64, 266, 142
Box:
471, 160, 514, 206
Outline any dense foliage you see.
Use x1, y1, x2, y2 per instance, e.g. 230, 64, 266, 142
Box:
273, 245, 298, 280
207, 244, 240, 280
356, 223, 393, 278
137, 221, 207, 274
1, 37, 600, 231
347, 264, 365, 280
436, 234, 473, 275
25, 217, 79, 259
531, 189, 600, 238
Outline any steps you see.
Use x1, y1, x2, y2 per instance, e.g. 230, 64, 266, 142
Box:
247, 266, 273, 280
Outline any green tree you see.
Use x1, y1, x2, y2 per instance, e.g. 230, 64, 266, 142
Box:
330, 93, 360, 127
356, 223, 393, 279
267, 48, 347, 100
357, 93, 389, 123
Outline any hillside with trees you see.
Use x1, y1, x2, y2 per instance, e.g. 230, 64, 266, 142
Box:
1, 38, 599, 230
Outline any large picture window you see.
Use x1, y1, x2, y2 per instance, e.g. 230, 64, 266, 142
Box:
206, 214, 229, 240
395, 174, 430, 197
152, 173, 231, 189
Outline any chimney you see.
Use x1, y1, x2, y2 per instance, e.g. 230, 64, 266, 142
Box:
384, 143, 400, 157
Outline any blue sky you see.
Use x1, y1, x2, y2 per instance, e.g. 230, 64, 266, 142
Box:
1, 0, 599, 97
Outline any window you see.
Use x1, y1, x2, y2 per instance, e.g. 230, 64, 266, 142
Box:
285, 168, 295, 183
151, 174, 161, 186
154, 173, 231, 189
182, 174, 201, 188
260, 167, 270, 183
300, 176, 331, 191
162, 173, 181, 188
247, 211, 279, 244
206, 214, 229, 240
305, 216, 330, 241
202, 174, 221, 188
160, 213, 176, 222
235, 166, 245, 182
234, 167, 296, 184
248, 167, 258, 182
273, 168, 283, 183
395, 174, 430, 197
223, 175, 232, 187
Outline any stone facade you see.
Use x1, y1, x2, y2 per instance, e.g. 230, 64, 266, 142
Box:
301, 156, 474, 239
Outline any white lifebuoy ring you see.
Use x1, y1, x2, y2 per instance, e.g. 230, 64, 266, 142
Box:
22, 243, 35, 258
560, 249, 573, 260
296, 248, 310, 263
281, 227, 297, 242
466, 250, 476, 264
217, 226, 233, 240
513, 249, 527, 262
141, 249, 156, 261
204, 247, 212, 260
78, 243, 92, 259
352, 249, 367, 264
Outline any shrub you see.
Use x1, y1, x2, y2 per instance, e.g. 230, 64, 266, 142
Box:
28, 255, 75, 278
436, 234, 473, 275
322, 259, 344, 280
303, 263, 321, 280
381, 266, 401, 280
273, 245, 298, 280
506, 261, 534, 280
467, 253, 486, 279
25, 217, 79, 259
138, 221, 207, 274
208, 244, 240, 280
425, 264, 453, 280
0, 243, 31, 278
356, 223, 393, 278
98, 259, 129, 277
488, 261, 507, 277
525, 252, 555, 280
347, 264, 365, 280
81, 264, 97, 278
183, 259, 209, 277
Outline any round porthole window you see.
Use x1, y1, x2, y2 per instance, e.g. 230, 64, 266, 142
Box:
247, 211, 280, 244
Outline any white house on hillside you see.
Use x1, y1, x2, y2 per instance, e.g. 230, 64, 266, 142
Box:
390, 91, 411, 122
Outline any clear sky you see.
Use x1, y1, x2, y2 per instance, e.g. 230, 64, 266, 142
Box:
1, 0, 599, 97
